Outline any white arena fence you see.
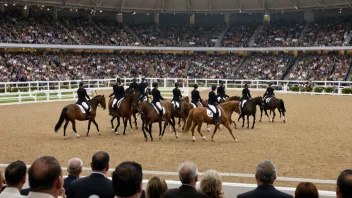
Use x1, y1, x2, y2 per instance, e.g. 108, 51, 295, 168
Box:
0, 164, 336, 198
0, 78, 351, 105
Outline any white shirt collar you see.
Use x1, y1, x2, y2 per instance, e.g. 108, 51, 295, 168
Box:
28, 192, 55, 198
91, 171, 106, 177
0, 187, 21, 194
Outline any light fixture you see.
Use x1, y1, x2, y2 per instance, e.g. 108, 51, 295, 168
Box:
294, 6, 298, 10
70, 9, 72, 11
100, 10, 102, 12
4, 3, 7, 6
24, 6, 27, 9
47, 8, 49, 10
76, 9, 78, 11
133, 11, 136, 14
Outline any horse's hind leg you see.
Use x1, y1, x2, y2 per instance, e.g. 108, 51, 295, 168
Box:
92, 119, 101, 136
86, 120, 92, 136
141, 121, 148, 141
222, 122, 238, 142
191, 122, 197, 142
197, 123, 207, 141
123, 117, 128, 135
282, 111, 286, 123
114, 117, 120, 134
252, 114, 256, 129
247, 115, 250, 128
206, 124, 210, 132
272, 110, 276, 122
148, 123, 154, 142
210, 125, 218, 142
259, 108, 263, 122
168, 118, 178, 139
128, 116, 133, 133
242, 115, 245, 128
110, 116, 115, 132
71, 120, 80, 138
63, 119, 69, 138
133, 113, 138, 129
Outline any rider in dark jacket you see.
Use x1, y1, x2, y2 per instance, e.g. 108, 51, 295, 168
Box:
263, 82, 275, 108
109, 78, 125, 115
191, 84, 202, 107
172, 82, 182, 110
151, 82, 165, 121
208, 85, 219, 125
138, 77, 149, 101
76, 82, 91, 119
129, 78, 139, 91
240, 84, 252, 114
217, 80, 229, 103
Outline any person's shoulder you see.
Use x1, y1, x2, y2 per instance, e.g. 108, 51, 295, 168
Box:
237, 189, 257, 198
274, 189, 293, 198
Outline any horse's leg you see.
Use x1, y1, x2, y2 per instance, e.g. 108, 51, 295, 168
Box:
191, 122, 197, 142
133, 113, 138, 129
148, 123, 153, 142
110, 116, 115, 132
142, 121, 148, 141
272, 110, 276, 122
182, 117, 186, 132
265, 109, 271, 122
71, 120, 80, 138
128, 116, 133, 132
159, 120, 164, 139
206, 124, 210, 132
86, 120, 92, 136
114, 117, 120, 134
282, 111, 286, 123
247, 115, 250, 128
91, 119, 101, 136
197, 123, 207, 141
123, 117, 128, 135
169, 117, 178, 139
63, 119, 69, 138
210, 125, 218, 142
259, 108, 263, 122
222, 121, 238, 142
252, 114, 256, 129
242, 115, 245, 128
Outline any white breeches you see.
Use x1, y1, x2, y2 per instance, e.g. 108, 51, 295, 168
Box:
112, 98, 118, 107
81, 102, 89, 109
155, 102, 162, 111
172, 101, 180, 108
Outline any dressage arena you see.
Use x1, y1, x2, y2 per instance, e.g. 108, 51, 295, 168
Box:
0, 89, 351, 191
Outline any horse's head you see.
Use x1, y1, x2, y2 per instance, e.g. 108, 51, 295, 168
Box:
182, 96, 189, 103
126, 92, 139, 109
146, 87, 151, 95
201, 99, 208, 106
99, 95, 107, 110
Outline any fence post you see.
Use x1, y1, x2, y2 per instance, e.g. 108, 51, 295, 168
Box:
18, 90, 21, 103
37, 82, 39, 91
4, 83, 7, 94
164, 79, 167, 88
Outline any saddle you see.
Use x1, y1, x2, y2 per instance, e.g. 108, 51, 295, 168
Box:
217, 96, 225, 103
76, 104, 91, 114
206, 105, 222, 118
112, 97, 124, 109
241, 100, 247, 108
151, 103, 165, 115
265, 97, 273, 104
172, 101, 180, 109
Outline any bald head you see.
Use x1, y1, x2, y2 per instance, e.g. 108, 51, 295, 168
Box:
337, 169, 352, 198
67, 158, 83, 176
178, 161, 198, 185
256, 160, 276, 184
28, 156, 62, 191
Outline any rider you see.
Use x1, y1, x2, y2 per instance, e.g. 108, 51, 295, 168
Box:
109, 78, 125, 115
138, 77, 149, 102
172, 82, 182, 111
191, 84, 202, 107
208, 85, 220, 125
263, 82, 275, 108
76, 82, 91, 119
217, 80, 229, 103
152, 82, 165, 121
129, 78, 139, 91
239, 83, 252, 114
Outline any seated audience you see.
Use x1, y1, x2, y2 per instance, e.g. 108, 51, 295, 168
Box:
27, 156, 65, 198
165, 161, 210, 198
237, 160, 293, 198
146, 176, 168, 198
63, 158, 83, 196
67, 151, 114, 198
112, 161, 144, 198
200, 170, 224, 198
221, 24, 257, 47
295, 182, 319, 198
336, 169, 352, 198
0, 160, 27, 198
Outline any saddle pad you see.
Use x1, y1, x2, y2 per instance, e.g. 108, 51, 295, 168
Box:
191, 103, 196, 108
241, 100, 247, 108
206, 106, 222, 118
152, 104, 165, 115
265, 97, 272, 104
76, 104, 90, 114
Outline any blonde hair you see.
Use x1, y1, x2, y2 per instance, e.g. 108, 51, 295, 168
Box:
146, 176, 168, 198
200, 170, 223, 198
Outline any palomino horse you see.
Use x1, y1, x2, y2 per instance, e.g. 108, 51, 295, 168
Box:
138, 100, 177, 142
109, 91, 139, 135
54, 95, 106, 138
172, 97, 193, 131
184, 106, 238, 142
260, 97, 286, 122
238, 97, 262, 129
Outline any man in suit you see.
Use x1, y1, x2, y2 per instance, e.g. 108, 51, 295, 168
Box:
67, 151, 114, 198
63, 158, 83, 196
0, 160, 27, 198
336, 169, 352, 198
112, 161, 144, 198
27, 156, 65, 198
237, 160, 293, 198
0, 171, 4, 193
165, 161, 210, 198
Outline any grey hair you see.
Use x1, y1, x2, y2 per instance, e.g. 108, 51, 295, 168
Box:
67, 158, 83, 174
178, 161, 198, 184
256, 160, 276, 184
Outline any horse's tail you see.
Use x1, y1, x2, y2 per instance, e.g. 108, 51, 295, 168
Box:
280, 99, 286, 113
184, 109, 194, 133
54, 107, 67, 132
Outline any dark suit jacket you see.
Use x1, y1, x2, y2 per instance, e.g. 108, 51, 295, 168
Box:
67, 173, 114, 198
165, 185, 211, 198
64, 175, 79, 196
20, 188, 30, 195
237, 184, 293, 198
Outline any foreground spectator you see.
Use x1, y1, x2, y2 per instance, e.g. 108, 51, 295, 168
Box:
146, 176, 168, 198
0, 160, 27, 198
64, 158, 83, 196
237, 160, 293, 198
295, 182, 319, 198
200, 170, 224, 198
67, 151, 114, 198
27, 156, 65, 198
165, 161, 210, 198
336, 169, 352, 198
112, 161, 144, 198
0, 171, 3, 193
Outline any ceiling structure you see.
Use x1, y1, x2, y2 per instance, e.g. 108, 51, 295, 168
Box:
5, 0, 352, 13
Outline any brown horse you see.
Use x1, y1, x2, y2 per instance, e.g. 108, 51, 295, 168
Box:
54, 95, 106, 138
238, 97, 262, 129
183, 106, 238, 142
138, 100, 177, 142
108, 91, 139, 135
172, 97, 193, 131
260, 97, 286, 123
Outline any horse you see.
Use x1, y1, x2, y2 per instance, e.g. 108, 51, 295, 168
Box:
54, 95, 106, 138
108, 91, 139, 135
260, 97, 286, 123
138, 100, 177, 142
184, 106, 238, 142
226, 96, 241, 101
172, 97, 193, 131
238, 97, 262, 129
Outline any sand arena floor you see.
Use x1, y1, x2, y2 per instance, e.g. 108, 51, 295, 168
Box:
0, 90, 351, 191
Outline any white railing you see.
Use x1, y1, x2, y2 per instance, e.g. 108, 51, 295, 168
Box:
0, 78, 351, 105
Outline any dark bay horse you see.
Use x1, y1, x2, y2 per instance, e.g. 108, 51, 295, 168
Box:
261, 97, 286, 123
54, 95, 106, 138
138, 100, 177, 142
184, 106, 238, 142
108, 91, 139, 135
238, 97, 262, 129
173, 97, 193, 132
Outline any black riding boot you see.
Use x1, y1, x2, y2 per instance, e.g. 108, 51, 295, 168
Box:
159, 111, 164, 121
85, 108, 91, 120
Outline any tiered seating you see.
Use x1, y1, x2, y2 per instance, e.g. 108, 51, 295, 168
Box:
221, 24, 257, 47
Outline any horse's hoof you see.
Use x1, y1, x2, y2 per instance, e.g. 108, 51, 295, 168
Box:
272, 120, 274, 122
135, 127, 138, 130
259, 120, 262, 122
151, 139, 154, 142
115, 132, 119, 135
98, 132, 101, 136
211, 139, 215, 142
283, 120, 286, 123
202, 136, 207, 141
192, 136, 196, 142
235, 139, 239, 143
145, 139, 147, 142
130, 129, 133, 133
207, 128, 210, 132
123, 133, 126, 136
159, 136, 162, 140
64, 137, 67, 140
76, 135, 80, 138
86, 133, 89, 136
111, 128, 114, 132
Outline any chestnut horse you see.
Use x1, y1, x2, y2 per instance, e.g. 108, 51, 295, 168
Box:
173, 97, 193, 131
184, 106, 238, 142
54, 95, 106, 138
138, 100, 177, 142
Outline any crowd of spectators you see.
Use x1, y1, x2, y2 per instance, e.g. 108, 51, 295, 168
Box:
235, 53, 295, 80
0, 153, 351, 198
254, 20, 304, 47
183, 24, 226, 47
299, 16, 351, 47
286, 53, 352, 81
94, 20, 137, 46
221, 24, 257, 47
129, 23, 162, 46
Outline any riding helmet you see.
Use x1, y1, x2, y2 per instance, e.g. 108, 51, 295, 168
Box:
152, 82, 158, 87
268, 82, 272, 86
142, 77, 145, 81
175, 82, 179, 87
194, 84, 198, 89
116, 78, 121, 83
79, 82, 84, 87
211, 85, 217, 91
